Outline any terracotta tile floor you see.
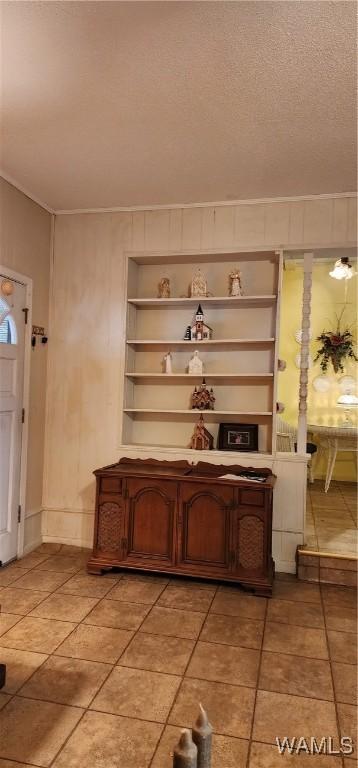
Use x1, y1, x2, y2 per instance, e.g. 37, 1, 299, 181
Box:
305, 480, 357, 556
0, 544, 357, 767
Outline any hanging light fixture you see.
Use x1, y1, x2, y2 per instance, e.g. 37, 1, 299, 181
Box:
329, 256, 354, 280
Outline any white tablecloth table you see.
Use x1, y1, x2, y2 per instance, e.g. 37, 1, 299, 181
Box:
307, 424, 358, 492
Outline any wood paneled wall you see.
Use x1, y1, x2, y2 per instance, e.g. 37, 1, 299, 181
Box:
42, 195, 357, 565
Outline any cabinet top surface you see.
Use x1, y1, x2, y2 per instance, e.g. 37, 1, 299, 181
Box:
94, 457, 276, 487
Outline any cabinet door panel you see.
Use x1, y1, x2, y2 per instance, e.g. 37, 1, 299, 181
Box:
124, 478, 177, 565
235, 509, 267, 578
95, 493, 125, 560
178, 482, 233, 574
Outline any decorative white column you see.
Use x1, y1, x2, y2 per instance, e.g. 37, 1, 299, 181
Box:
297, 252, 313, 454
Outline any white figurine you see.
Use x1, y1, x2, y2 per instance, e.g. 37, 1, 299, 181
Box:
190, 268, 209, 297
188, 350, 204, 375
163, 352, 173, 374
158, 277, 170, 298
229, 268, 243, 297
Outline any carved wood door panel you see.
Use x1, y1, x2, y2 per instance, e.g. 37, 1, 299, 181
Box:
177, 482, 233, 575
123, 478, 177, 566
234, 507, 268, 578
95, 491, 126, 561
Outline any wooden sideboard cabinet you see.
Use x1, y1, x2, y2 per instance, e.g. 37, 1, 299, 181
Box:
87, 458, 276, 595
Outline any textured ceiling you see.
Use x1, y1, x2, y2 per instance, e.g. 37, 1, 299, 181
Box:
1, 1, 356, 211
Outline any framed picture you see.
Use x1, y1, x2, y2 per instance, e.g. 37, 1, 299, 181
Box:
218, 423, 258, 452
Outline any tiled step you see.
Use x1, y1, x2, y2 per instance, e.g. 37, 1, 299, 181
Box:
297, 548, 357, 588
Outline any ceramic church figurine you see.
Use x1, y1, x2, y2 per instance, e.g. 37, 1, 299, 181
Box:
188, 350, 204, 375
190, 268, 210, 297
189, 414, 214, 450
163, 352, 173, 374
158, 277, 170, 298
191, 379, 215, 410
190, 305, 212, 341
229, 268, 243, 296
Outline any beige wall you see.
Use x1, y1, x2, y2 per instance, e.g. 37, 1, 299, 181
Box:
0, 177, 52, 548
42, 195, 357, 553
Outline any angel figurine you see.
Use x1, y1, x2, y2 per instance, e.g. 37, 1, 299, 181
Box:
158, 277, 170, 298
163, 352, 173, 374
188, 350, 204, 375
229, 268, 243, 297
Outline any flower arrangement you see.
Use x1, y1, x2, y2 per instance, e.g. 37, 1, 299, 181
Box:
314, 314, 357, 373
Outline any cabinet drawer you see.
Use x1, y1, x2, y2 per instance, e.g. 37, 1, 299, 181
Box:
99, 476, 123, 494
239, 488, 265, 507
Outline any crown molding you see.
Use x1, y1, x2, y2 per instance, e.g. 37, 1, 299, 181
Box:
0, 171, 55, 214
0, 169, 356, 215
55, 191, 357, 215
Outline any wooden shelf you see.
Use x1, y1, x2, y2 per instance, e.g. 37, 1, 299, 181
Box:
125, 373, 274, 381
120, 442, 273, 458
128, 295, 276, 308
124, 409, 273, 418
126, 338, 275, 348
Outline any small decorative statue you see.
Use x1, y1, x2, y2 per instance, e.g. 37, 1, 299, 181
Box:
229, 268, 243, 296
189, 414, 214, 450
158, 277, 170, 298
191, 379, 215, 410
192, 704, 213, 768
190, 305, 212, 341
163, 352, 173, 374
190, 268, 210, 298
173, 729, 197, 768
188, 350, 204, 375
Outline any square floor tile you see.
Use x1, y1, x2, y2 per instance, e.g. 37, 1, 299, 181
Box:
51, 710, 161, 768
259, 651, 334, 700
0, 569, 30, 587
332, 663, 357, 705
140, 606, 206, 639
169, 677, 255, 739
54, 623, 133, 663
0, 696, 83, 766
322, 586, 357, 610
266, 598, 324, 628
151, 725, 249, 768
210, 590, 267, 620
264, 622, 328, 659
337, 703, 357, 755
11, 571, 71, 593
106, 579, 166, 604
272, 580, 320, 603
200, 613, 264, 649
0, 614, 21, 637
18, 554, 52, 569
253, 690, 338, 744
35, 543, 62, 554
249, 742, 343, 767
83, 599, 150, 630
0, 694, 11, 710
328, 630, 357, 665
29, 593, 99, 622
324, 605, 357, 634
0, 588, 48, 615
58, 574, 117, 598
0, 617, 76, 653
0, 647, 48, 694
33, 556, 84, 573
91, 665, 180, 722
20, 655, 111, 707
119, 632, 194, 674
158, 584, 215, 612
186, 640, 260, 687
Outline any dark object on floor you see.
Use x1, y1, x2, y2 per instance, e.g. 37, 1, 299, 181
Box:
0, 664, 6, 689
294, 441, 317, 456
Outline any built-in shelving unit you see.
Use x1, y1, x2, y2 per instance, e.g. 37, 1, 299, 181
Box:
121, 249, 282, 454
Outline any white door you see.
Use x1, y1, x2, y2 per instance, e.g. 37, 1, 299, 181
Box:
0, 277, 26, 565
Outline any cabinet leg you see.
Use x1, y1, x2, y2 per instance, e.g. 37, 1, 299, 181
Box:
87, 562, 115, 576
